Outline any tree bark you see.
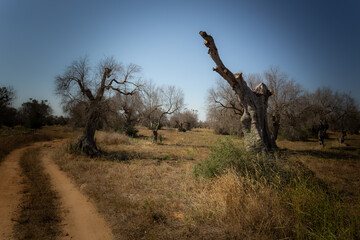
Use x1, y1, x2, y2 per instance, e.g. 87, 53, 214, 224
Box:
200, 31, 276, 151
153, 120, 161, 142
153, 130, 158, 142
77, 101, 100, 156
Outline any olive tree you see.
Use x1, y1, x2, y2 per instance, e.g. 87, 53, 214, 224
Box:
111, 91, 143, 136
200, 31, 276, 151
207, 79, 243, 135
19, 99, 52, 129
55, 56, 141, 156
141, 81, 184, 142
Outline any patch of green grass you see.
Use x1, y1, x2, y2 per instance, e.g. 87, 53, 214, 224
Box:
193, 138, 291, 184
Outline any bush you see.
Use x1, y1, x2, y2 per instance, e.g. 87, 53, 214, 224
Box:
115, 121, 138, 137
279, 126, 311, 141
193, 138, 288, 183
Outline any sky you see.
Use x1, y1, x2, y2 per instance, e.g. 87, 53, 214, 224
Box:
0, 0, 359, 121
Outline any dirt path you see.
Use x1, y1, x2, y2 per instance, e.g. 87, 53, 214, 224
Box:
41, 142, 113, 240
0, 141, 113, 240
0, 147, 27, 240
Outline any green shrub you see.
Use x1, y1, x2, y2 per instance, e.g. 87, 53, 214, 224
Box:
193, 138, 287, 183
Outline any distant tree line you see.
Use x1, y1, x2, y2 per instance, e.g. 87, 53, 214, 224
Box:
207, 66, 360, 143
64, 77, 199, 139
0, 86, 68, 129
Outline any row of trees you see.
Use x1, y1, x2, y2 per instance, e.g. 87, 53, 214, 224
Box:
0, 86, 67, 129
207, 66, 360, 142
55, 57, 198, 155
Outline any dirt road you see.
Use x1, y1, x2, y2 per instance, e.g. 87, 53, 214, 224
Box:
0, 141, 113, 240
0, 147, 26, 240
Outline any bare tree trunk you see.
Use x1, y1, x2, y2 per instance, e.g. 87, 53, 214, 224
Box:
272, 114, 280, 141
77, 102, 100, 156
339, 130, 347, 144
153, 130, 158, 142
200, 31, 276, 151
152, 120, 161, 142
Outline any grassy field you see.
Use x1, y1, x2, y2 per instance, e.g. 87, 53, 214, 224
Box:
51, 127, 360, 239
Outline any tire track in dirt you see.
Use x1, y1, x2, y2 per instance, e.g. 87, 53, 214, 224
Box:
41, 141, 113, 240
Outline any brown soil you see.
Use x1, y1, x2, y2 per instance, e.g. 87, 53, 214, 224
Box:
0, 147, 27, 240
41, 142, 113, 240
0, 140, 113, 240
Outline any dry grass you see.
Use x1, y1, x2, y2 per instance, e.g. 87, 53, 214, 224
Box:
52, 127, 293, 239
278, 132, 360, 203
95, 131, 131, 146
189, 171, 292, 239
51, 127, 360, 239
14, 148, 62, 240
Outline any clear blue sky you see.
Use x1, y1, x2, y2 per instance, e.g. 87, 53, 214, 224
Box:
1, 0, 359, 120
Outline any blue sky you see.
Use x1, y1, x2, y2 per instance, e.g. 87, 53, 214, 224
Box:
1, 0, 359, 120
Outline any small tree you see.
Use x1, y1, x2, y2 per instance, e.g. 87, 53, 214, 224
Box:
170, 109, 198, 132
19, 99, 52, 129
0, 86, 17, 127
111, 91, 143, 136
207, 79, 243, 135
55, 56, 141, 156
264, 66, 306, 140
141, 81, 184, 142
200, 31, 276, 151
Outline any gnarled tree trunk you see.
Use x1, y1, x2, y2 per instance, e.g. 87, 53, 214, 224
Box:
200, 31, 276, 151
77, 101, 101, 156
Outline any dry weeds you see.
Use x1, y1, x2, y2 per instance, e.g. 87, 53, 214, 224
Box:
189, 171, 292, 239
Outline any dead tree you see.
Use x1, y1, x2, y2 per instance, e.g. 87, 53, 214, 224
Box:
200, 31, 276, 151
141, 82, 184, 142
56, 57, 140, 156
339, 130, 347, 144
